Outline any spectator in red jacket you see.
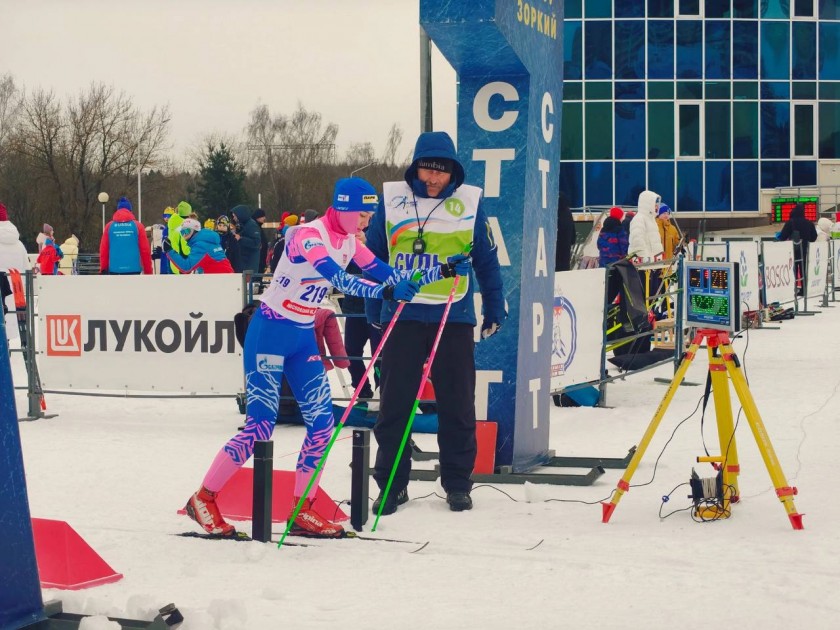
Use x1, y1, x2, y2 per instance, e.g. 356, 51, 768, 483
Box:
36, 233, 63, 275
314, 308, 350, 371
100, 197, 152, 274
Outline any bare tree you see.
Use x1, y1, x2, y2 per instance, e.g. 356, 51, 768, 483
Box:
14, 83, 169, 244
345, 142, 376, 168
0, 73, 22, 165
381, 123, 405, 167
245, 102, 339, 212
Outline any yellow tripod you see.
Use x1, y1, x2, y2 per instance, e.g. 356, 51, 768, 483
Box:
601, 329, 804, 530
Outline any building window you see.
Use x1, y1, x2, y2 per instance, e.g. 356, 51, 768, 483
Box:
564, 21, 583, 80
705, 21, 731, 80
648, 0, 675, 18
819, 102, 840, 158
793, 103, 816, 157
585, 102, 613, 159
648, 20, 675, 79
819, 22, 840, 81
615, 102, 647, 159
615, 162, 647, 205
677, 0, 704, 17
821, 0, 840, 20
761, 22, 790, 80
585, 162, 613, 205
648, 102, 675, 159
706, 0, 732, 18
585, 21, 612, 79
615, 21, 645, 79
733, 21, 759, 79
585, 0, 611, 18
761, 101, 791, 158
706, 102, 731, 159
793, 0, 816, 18
561, 103, 583, 161
733, 101, 759, 158
677, 102, 703, 158
676, 21, 703, 79
616, 0, 645, 18
761, 0, 790, 18
792, 22, 817, 80
733, 0, 758, 18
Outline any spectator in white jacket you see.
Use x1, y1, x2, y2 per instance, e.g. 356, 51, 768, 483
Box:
58, 234, 80, 274
628, 190, 664, 262
816, 217, 832, 242
0, 202, 31, 340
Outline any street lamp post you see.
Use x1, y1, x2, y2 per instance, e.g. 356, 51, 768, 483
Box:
137, 168, 142, 224
98, 192, 109, 232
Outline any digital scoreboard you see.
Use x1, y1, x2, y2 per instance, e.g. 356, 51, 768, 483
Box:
683, 261, 741, 332
770, 196, 818, 223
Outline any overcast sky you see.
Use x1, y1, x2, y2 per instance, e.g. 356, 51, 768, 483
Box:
0, 0, 457, 163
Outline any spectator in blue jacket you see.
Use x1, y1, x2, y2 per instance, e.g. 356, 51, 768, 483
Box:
167, 218, 234, 274
364, 130, 506, 515
99, 197, 152, 275
230, 205, 262, 273
597, 207, 629, 267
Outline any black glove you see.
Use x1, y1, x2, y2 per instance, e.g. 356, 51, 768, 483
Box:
440, 253, 472, 278
481, 320, 501, 340
382, 280, 420, 302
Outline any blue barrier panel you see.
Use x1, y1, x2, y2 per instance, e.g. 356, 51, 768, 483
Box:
0, 325, 44, 629
421, 0, 563, 470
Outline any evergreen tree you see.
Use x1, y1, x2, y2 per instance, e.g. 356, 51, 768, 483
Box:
196, 142, 247, 217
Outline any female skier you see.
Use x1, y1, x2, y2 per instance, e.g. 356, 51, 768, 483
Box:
185, 177, 470, 538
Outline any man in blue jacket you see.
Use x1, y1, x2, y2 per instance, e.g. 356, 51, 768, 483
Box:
365, 131, 506, 513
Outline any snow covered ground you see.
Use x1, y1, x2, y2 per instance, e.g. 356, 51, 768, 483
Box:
13, 302, 840, 630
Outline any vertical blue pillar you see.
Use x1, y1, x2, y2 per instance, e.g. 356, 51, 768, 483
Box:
421, 1, 564, 470
0, 325, 44, 628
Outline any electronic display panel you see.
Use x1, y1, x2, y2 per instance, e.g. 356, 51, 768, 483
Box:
683, 261, 741, 332
770, 196, 818, 223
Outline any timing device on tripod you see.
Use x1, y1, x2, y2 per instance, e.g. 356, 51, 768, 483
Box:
601, 260, 803, 530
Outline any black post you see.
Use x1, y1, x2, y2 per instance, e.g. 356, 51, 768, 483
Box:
350, 429, 370, 531
252, 440, 273, 542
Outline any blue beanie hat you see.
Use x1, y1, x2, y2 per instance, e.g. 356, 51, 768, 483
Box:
332, 177, 379, 212
657, 203, 671, 217
117, 196, 132, 211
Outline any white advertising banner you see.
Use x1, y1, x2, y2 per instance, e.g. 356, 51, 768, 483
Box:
726, 241, 760, 313
700, 242, 728, 262
806, 241, 829, 299
762, 241, 796, 306
37, 275, 244, 393
833, 240, 840, 290
550, 268, 606, 392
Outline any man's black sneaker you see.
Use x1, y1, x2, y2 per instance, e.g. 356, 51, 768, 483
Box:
372, 488, 408, 515
446, 491, 473, 512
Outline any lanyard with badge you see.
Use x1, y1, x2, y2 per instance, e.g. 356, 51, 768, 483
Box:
412, 196, 446, 255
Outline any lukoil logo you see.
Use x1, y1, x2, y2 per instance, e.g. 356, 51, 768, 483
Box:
46, 315, 82, 356
256, 354, 284, 373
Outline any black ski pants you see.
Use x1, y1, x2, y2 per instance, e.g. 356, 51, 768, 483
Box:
373, 321, 476, 494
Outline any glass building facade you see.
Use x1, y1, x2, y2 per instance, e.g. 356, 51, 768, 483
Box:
560, 0, 840, 212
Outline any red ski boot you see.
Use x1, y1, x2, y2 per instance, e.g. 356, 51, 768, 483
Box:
185, 486, 235, 536
288, 497, 345, 538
